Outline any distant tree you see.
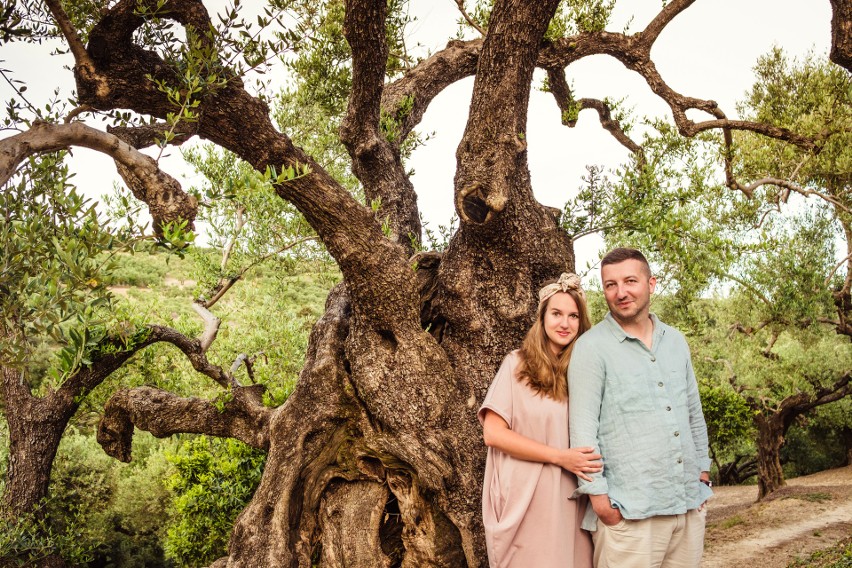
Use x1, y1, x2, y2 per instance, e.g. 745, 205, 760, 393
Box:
1, 1, 850, 566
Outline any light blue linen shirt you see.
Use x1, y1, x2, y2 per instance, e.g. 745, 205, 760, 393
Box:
568, 312, 713, 531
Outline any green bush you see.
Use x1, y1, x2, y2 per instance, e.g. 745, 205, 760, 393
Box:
163, 436, 266, 567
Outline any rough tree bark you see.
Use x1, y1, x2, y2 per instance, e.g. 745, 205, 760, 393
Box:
4, 0, 849, 567
754, 412, 787, 499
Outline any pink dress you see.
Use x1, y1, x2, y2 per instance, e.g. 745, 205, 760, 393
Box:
478, 351, 593, 568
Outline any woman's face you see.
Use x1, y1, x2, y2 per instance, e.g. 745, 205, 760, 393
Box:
543, 292, 581, 355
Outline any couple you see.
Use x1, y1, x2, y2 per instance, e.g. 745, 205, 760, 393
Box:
479, 248, 713, 568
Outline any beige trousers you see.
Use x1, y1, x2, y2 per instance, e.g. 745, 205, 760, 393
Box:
591, 508, 706, 568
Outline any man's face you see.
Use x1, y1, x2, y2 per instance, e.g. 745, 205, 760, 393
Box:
601, 259, 656, 324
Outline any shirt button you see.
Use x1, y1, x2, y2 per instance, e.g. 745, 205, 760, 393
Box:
651, 356, 656, 362
666, 406, 672, 411
658, 382, 664, 387
677, 458, 683, 464
674, 431, 680, 437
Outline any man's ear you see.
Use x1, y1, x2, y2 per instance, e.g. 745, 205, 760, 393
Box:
649, 276, 657, 294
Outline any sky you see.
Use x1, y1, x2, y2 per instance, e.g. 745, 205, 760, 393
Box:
0, 0, 834, 277
402, 0, 833, 275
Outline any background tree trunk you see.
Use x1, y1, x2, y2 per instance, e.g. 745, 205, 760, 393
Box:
755, 414, 787, 499
1, 368, 69, 519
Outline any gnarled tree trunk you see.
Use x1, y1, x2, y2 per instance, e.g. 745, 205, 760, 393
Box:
755, 414, 786, 499
1, 369, 68, 519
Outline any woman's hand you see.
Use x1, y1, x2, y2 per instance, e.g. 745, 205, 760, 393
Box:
482, 411, 602, 480
553, 447, 603, 482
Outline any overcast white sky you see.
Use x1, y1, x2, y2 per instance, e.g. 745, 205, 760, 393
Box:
1, 0, 834, 275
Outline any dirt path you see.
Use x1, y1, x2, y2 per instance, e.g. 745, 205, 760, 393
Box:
702, 465, 852, 567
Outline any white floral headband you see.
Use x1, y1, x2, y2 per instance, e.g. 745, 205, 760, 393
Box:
538, 272, 585, 306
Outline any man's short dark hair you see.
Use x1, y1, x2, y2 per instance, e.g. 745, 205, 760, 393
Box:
601, 247, 652, 277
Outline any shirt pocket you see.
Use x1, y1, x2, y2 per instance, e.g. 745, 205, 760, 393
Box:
608, 373, 656, 414
666, 369, 688, 404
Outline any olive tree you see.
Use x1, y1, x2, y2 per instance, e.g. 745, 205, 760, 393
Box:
2, 0, 850, 566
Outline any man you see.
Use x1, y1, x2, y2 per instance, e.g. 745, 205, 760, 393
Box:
569, 248, 712, 568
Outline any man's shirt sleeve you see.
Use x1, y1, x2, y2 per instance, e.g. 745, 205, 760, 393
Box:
568, 337, 608, 495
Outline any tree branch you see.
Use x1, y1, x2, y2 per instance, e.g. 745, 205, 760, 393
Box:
78, 0, 424, 333
63, 105, 94, 123
640, 0, 698, 45
199, 235, 318, 310
786, 371, 852, 419
546, 67, 644, 162
339, 0, 421, 248
97, 385, 272, 462
42, 0, 97, 75
107, 122, 197, 149
0, 121, 197, 234
705, 356, 737, 382
761, 331, 780, 359
454, 0, 485, 36
381, 39, 482, 143
192, 303, 221, 355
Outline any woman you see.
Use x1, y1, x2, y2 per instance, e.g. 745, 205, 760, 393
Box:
479, 273, 600, 568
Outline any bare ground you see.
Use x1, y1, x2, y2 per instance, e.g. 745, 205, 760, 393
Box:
702, 465, 852, 567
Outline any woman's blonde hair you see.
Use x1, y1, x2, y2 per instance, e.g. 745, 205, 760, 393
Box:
516, 287, 591, 401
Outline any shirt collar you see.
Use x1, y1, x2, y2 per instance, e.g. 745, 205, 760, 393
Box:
603, 312, 665, 344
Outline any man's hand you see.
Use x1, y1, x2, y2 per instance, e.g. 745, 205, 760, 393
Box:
589, 494, 623, 526
699, 470, 711, 511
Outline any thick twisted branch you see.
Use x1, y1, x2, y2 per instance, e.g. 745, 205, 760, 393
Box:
380, 8, 819, 199
77, 0, 422, 332
0, 120, 197, 233
340, 0, 421, 247
98, 384, 272, 461
381, 39, 482, 143
777, 371, 852, 429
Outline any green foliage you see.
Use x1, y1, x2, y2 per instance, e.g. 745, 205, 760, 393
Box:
285, 0, 354, 118
787, 536, 852, 568
181, 143, 322, 303
0, 504, 96, 566
459, 0, 493, 35
45, 430, 120, 560
380, 94, 415, 144
272, 89, 360, 196
698, 382, 753, 456
418, 214, 459, 253
107, 252, 177, 288
781, 408, 850, 478
0, 152, 121, 378
460, 0, 616, 39
0, 430, 176, 567
546, 0, 616, 40
163, 436, 266, 567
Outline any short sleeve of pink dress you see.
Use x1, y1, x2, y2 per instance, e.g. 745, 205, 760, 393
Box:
478, 351, 593, 568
